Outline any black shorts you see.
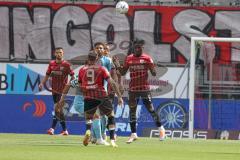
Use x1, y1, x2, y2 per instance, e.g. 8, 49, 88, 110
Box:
52, 93, 61, 104
84, 97, 113, 116
128, 91, 152, 107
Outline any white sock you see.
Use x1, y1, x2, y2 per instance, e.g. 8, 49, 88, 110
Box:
132, 133, 137, 136
159, 126, 164, 130
97, 138, 104, 142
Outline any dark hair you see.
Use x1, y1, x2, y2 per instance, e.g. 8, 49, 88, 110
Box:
94, 42, 105, 48
128, 38, 145, 55
133, 38, 145, 46
88, 50, 98, 61
55, 47, 63, 50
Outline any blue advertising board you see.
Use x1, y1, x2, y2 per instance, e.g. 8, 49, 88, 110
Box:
0, 95, 239, 136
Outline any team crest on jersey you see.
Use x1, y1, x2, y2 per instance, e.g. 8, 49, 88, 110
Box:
140, 59, 145, 64
60, 66, 64, 70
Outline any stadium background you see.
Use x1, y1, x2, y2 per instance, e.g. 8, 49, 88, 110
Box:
0, 0, 240, 139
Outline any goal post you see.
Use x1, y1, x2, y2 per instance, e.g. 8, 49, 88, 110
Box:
189, 37, 240, 139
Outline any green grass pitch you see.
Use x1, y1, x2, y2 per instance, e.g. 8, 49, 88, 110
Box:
0, 133, 239, 160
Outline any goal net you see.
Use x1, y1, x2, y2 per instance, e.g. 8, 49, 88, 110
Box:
189, 37, 240, 139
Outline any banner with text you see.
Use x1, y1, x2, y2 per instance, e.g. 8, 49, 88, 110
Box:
0, 2, 240, 64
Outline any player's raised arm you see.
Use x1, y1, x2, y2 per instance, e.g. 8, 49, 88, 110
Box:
112, 56, 128, 75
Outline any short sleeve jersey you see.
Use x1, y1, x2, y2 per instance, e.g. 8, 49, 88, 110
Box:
46, 60, 74, 94
124, 53, 154, 92
78, 64, 110, 99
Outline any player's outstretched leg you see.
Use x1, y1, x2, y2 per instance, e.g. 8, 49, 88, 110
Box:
149, 109, 165, 140
59, 119, 69, 136
92, 118, 101, 141
91, 130, 97, 144
159, 126, 165, 141
144, 101, 165, 141
101, 115, 108, 141
108, 116, 118, 148
47, 115, 58, 135
83, 120, 92, 146
83, 130, 91, 146
149, 110, 165, 140
126, 106, 138, 144
92, 115, 109, 146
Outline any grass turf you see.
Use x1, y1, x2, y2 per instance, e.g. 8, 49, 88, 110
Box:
0, 133, 239, 160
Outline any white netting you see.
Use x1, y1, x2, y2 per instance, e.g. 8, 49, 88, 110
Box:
189, 37, 240, 138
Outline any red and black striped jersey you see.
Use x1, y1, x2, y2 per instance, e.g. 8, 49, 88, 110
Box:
124, 53, 154, 92
78, 64, 110, 99
46, 60, 74, 94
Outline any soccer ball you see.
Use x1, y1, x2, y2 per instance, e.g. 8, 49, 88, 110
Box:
115, 1, 129, 14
